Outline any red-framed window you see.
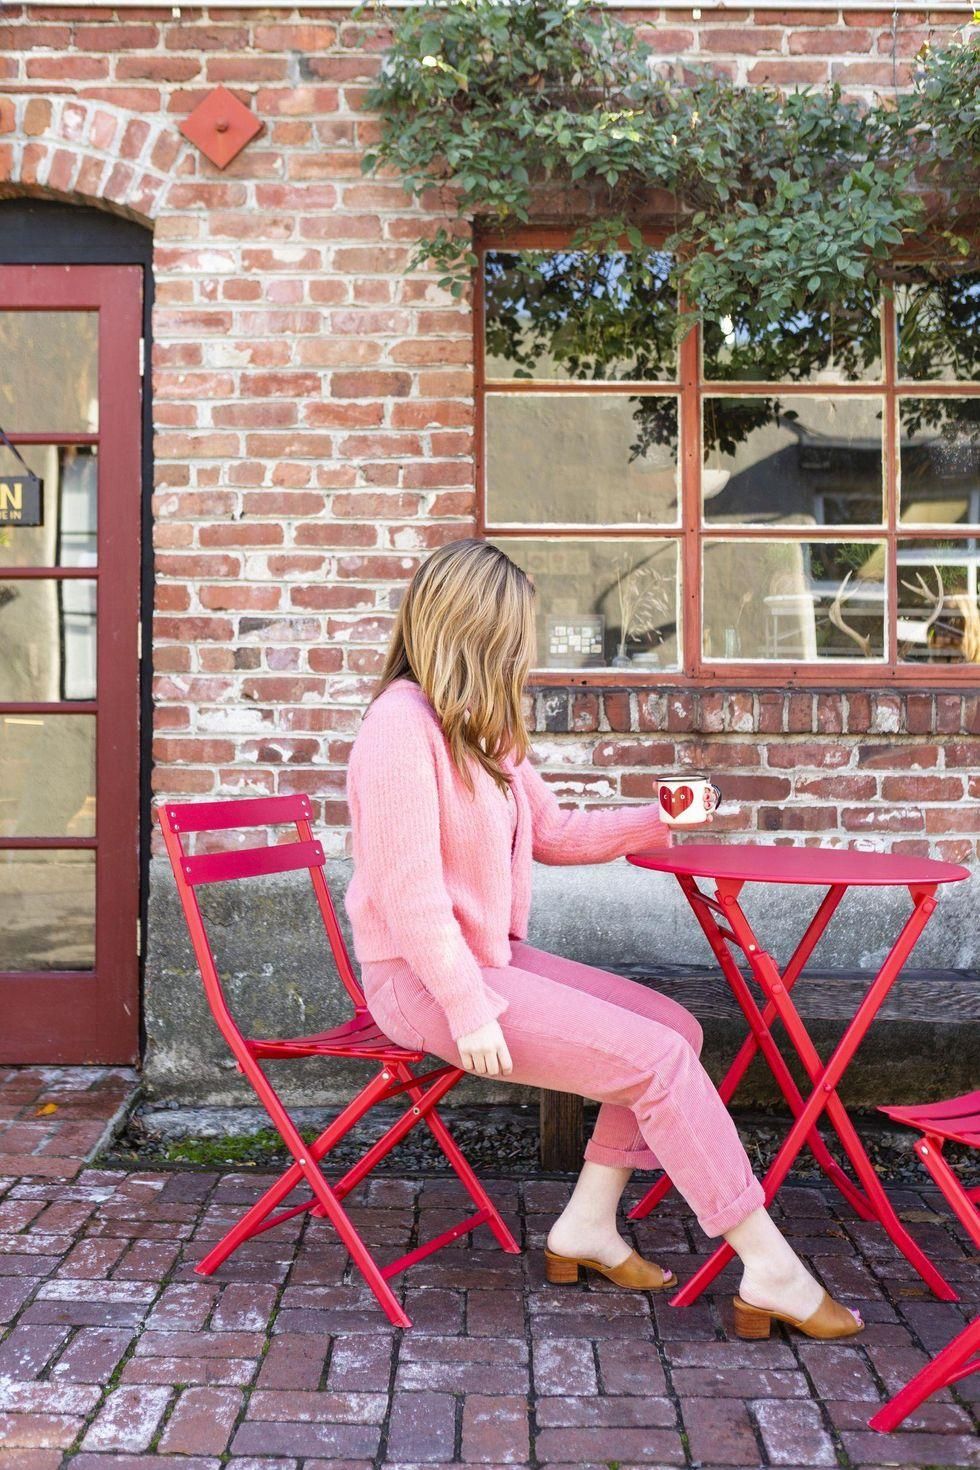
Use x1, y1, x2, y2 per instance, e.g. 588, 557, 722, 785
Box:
475, 231, 980, 687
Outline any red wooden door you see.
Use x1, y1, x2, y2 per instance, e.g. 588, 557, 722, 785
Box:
0, 265, 142, 1062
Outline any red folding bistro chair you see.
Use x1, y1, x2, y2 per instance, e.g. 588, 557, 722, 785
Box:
868, 1090, 980, 1433
158, 794, 520, 1329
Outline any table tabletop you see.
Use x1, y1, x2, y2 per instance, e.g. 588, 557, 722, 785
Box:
626, 841, 970, 888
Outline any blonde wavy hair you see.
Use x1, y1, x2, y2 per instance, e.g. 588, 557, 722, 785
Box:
370, 538, 537, 795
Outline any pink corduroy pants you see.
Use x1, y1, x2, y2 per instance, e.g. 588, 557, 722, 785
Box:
361, 938, 765, 1238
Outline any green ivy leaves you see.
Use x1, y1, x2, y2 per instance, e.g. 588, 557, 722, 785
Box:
359, 0, 979, 334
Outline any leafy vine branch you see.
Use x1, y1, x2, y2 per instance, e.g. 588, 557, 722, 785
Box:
358, 0, 979, 339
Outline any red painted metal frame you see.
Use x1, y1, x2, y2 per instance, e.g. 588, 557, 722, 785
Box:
158, 794, 520, 1329
623, 843, 967, 1308
0, 265, 142, 1063
868, 1092, 980, 1432
474, 228, 980, 688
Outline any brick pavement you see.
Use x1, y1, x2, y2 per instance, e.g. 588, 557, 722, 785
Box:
0, 1069, 977, 1468
0, 1070, 138, 1183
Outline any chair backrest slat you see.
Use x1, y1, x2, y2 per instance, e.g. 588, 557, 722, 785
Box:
181, 839, 324, 887
165, 795, 313, 834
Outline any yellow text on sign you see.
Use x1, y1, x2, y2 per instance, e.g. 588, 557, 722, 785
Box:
0, 480, 23, 515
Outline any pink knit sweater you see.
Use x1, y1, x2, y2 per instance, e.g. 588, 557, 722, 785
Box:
344, 676, 672, 1040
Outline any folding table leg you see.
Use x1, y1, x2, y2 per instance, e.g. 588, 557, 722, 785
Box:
630, 879, 872, 1225
669, 885, 957, 1308
868, 1316, 980, 1432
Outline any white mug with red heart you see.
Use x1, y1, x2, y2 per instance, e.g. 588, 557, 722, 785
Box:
657, 773, 722, 826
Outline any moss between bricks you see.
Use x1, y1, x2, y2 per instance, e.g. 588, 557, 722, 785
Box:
98, 1104, 980, 1185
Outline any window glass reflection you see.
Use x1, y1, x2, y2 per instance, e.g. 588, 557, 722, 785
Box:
486, 537, 680, 670
895, 272, 980, 382
0, 579, 96, 701
484, 250, 678, 382
0, 312, 99, 432
0, 445, 98, 569
702, 397, 884, 526
0, 850, 95, 971
486, 394, 679, 526
703, 540, 886, 661
0, 715, 95, 837
702, 290, 881, 383
899, 399, 980, 525
896, 539, 980, 665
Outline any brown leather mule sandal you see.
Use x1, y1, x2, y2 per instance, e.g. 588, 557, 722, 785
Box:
544, 1246, 675, 1291
732, 1289, 864, 1341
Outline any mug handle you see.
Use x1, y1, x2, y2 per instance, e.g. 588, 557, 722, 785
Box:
704, 782, 722, 813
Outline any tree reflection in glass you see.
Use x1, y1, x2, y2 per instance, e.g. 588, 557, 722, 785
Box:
702, 290, 882, 384
895, 270, 980, 383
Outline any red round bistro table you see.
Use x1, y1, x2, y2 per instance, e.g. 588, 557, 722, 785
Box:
624, 841, 970, 1308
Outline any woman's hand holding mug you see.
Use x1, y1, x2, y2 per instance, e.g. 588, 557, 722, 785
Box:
455, 1020, 513, 1077
657, 773, 721, 827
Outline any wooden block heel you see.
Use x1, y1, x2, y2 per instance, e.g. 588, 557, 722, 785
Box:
544, 1248, 580, 1284
732, 1295, 772, 1339
543, 1246, 674, 1291
732, 1290, 864, 1341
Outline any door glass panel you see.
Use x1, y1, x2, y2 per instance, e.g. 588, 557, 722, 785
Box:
486, 394, 680, 525
0, 578, 96, 701
0, 850, 95, 971
703, 540, 886, 661
0, 445, 98, 568
486, 536, 681, 670
898, 399, 980, 525
0, 311, 99, 432
0, 715, 95, 836
702, 397, 884, 526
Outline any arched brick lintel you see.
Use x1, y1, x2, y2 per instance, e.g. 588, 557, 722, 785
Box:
0, 94, 182, 223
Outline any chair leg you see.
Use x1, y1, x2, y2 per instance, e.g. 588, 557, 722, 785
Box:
868, 1316, 980, 1433
195, 1067, 393, 1277
203, 1063, 414, 1329
404, 1063, 520, 1255
914, 1136, 980, 1251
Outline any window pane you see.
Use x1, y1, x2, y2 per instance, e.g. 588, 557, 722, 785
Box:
702, 290, 881, 383
486, 537, 680, 670
0, 850, 95, 971
897, 539, 980, 665
486, 393, 679, 526
895, 271, 980, 382
0, 311, 99, 432
0, 715, 95, 837
0, 445, 98, 569
702, 397, 883, 526
703, 540, 886, 661
484, 250, 678, 382
899, 399, 980, 526
0, 579, 97, 701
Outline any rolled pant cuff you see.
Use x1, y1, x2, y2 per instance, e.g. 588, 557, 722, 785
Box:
698, 1177, 766, 1238
584, 1137, 660, 1171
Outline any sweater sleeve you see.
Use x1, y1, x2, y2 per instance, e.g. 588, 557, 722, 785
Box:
515, 751, 673, 866
346, 703, 508, 1042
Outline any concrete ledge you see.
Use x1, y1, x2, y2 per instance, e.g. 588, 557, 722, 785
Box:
145, 856, 980, 1108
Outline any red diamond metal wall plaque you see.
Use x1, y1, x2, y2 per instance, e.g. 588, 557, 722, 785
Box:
178, 86, 262, 170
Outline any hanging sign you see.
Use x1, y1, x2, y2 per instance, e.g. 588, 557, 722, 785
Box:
0, 426, 43, 527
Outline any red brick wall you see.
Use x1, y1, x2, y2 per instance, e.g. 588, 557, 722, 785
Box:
1, 6, 977, 864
